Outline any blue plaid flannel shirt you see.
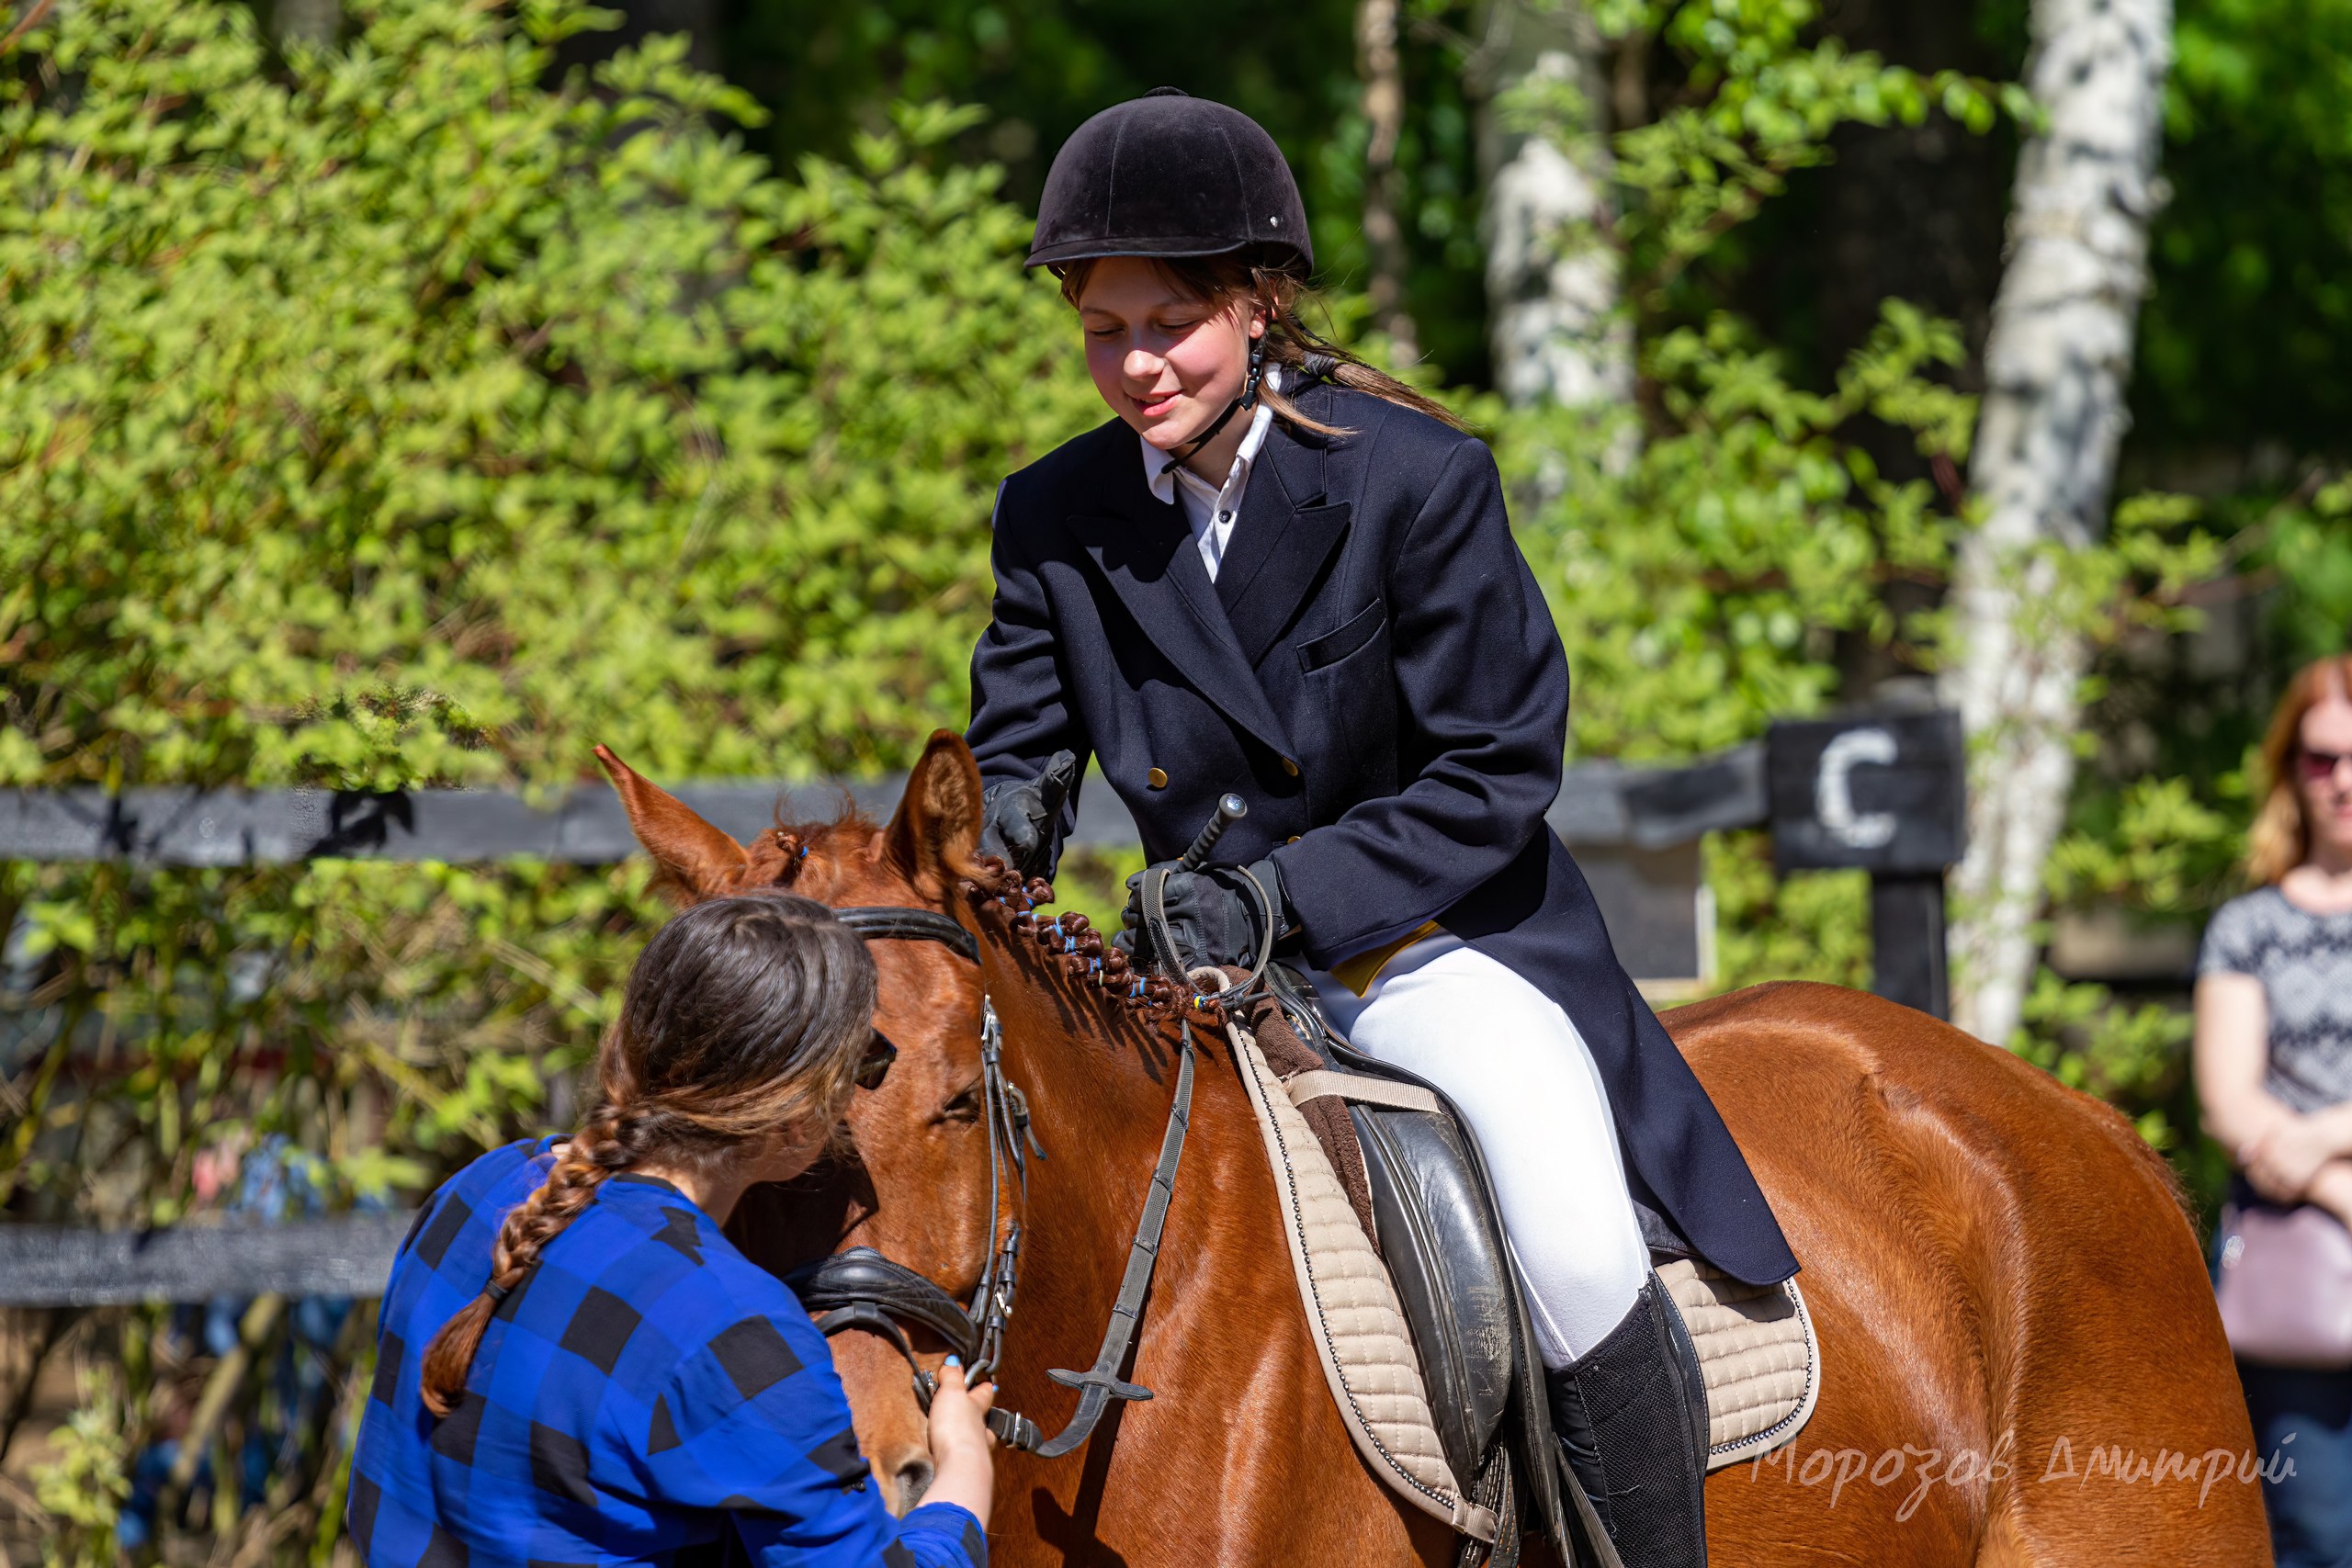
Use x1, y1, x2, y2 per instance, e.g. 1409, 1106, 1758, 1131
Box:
350, 1139, 985, 1568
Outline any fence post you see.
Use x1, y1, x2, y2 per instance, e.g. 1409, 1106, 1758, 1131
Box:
1869, 872, 1951, 1019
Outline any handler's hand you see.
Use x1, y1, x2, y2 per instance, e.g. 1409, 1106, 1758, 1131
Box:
922, 1356, 997, 1529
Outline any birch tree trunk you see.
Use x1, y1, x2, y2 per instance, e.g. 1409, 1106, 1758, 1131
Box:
1357, 0, 1420, 365
1942, 0, 2174, 1044
1474, 0, 1628, 410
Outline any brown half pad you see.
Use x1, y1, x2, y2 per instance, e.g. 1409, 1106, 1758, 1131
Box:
1238, 989, 1380, 1253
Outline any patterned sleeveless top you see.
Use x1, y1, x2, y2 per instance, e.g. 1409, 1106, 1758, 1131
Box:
2199, 886, 2352, 1113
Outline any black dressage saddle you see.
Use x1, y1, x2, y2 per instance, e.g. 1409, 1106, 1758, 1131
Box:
1263, 964, 1657, 1568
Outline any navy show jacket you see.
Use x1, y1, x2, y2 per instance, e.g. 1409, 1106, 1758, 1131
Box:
967, 379, 1798, 1288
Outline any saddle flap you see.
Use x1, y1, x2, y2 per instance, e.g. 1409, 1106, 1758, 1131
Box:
1350, 1100, 1518, 1483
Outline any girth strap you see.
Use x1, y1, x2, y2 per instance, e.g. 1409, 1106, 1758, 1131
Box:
1282, 1069, 1442, 1115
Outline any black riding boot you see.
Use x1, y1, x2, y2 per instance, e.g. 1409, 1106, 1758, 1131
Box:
1545, 1270, 1711, 1568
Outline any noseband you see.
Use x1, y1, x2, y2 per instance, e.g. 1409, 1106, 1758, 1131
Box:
788, 903, 1201, 1461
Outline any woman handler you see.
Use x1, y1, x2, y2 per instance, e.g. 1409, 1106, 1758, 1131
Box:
967, 88, 1797, 1566
351, 897, 996, 1568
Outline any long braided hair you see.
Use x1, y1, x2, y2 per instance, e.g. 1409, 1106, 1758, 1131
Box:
419, 895, 878, 1416
1054, 252, 1472, 437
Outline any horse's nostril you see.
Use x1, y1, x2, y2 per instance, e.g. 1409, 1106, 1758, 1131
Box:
894, 1454, 936, 1515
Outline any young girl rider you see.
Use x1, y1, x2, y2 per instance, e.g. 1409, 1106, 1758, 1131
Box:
967, 89, 1797, 1566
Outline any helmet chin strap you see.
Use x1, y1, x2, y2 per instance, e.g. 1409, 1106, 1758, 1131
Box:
1159, 329, 1269, 479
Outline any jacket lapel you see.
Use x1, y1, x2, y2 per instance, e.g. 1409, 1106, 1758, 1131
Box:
1063, 445, 1294, 758
1216, 418, 1351, 668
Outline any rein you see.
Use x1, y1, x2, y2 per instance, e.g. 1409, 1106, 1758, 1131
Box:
789, 901, 1204, 1461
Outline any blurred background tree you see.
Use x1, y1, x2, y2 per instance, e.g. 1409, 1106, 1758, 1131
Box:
6, 0, 2352, 1558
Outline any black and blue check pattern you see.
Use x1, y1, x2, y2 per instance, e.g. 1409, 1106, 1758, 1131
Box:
351, 1139, 984, 1568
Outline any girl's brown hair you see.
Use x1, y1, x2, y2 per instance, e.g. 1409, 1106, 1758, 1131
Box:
1056, 252, 1471, 437
419, 894, 877, 1416
2246, 654, 2352, 886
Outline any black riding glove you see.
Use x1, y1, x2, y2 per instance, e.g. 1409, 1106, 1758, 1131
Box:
978, 750, 1080, 881
1114, 857, 1292, 973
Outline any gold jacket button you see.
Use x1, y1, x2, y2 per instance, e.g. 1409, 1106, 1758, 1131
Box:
1281, 757, 1301, 777
1148, 767, 1169, 790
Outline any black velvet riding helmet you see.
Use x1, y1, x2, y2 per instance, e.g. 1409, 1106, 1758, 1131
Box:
1026, 87, 1312, 276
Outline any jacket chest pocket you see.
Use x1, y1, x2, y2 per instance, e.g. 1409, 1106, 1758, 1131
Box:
1297, 598, 1387, 673
1294, 596, 1396, 805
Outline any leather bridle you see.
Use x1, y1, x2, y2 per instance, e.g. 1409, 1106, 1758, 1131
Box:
786, 906, 1038, 1448
787, 901, 1204, 1461
795, 859, 1280, 1459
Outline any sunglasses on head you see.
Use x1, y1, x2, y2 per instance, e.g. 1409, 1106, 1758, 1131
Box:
854, 1029, 898, 1092
2297, 748, 2352, 783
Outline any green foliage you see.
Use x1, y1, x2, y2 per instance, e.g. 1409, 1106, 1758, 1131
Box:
2013, 970, 2193, 1148
1583, 0, 2027, 311
1478, 0, 2233, 1163
1490, 301, 1972, 756
2046, 775, 2243, 915
1460, 0, 2022, 760
1, 0, 1092, 793
2140, 0, 2352, 453
713, 0, 2346, 466
1051, 842, 1149, 937
0, 0, 1102, 1204
2253, 475, 2352, 661
30, 1369, 130, 1568
1703, 832, 1871, 990
0, 0, 1091, 1556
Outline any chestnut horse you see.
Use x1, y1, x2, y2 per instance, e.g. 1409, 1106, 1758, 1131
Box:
596, 734, 2270, 1566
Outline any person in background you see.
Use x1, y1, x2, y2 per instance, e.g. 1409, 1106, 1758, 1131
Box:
350, 895, 995, 1568
2196, 652, 2352, 1568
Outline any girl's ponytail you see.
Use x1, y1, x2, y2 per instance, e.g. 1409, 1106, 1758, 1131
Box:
417, 1104, 653, 1416
1256, 303, 1471, 437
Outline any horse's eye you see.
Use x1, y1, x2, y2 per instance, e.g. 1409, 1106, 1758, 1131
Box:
937, 1084, 985, 1125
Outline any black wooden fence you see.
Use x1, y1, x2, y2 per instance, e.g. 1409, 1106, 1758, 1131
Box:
0, 709, 1963, 1306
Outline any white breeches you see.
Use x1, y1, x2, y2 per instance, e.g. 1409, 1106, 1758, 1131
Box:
1308, 941, 1648, 1368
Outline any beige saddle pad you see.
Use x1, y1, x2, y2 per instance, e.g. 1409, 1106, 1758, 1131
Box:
1226, 1017, 1501, 1542
1657, 1258, 1822, 1471
1224, 1016, 1820, 1542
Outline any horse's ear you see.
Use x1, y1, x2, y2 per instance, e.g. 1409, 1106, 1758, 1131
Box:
884, 730, 984, 896
594, 745, 752, 902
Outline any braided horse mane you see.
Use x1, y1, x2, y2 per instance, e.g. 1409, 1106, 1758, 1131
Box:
589, 733, 1217, 1054
732, 810, 1219, 1038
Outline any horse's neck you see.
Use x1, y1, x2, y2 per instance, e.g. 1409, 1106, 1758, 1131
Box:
985, 952, 1276, 1365
977, 941, 1446, 1563
990, 973, 1197, 1240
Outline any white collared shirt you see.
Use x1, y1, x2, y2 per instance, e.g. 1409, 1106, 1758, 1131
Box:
1140, 367, 1281, 582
